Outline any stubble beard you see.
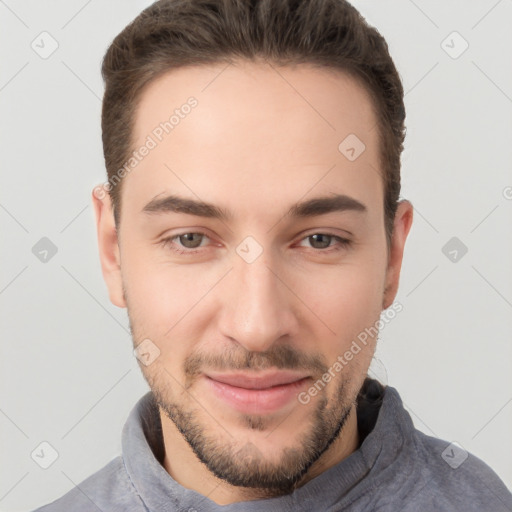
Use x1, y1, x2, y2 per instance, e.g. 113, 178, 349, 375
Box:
148, 368, 354, 498
126, 296, 356, 498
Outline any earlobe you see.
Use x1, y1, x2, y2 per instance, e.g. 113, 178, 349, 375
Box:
92, 185, 127, 308
382, 200, 414, 310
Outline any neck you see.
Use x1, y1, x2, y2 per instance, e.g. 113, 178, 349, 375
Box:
159, 405, 359, 505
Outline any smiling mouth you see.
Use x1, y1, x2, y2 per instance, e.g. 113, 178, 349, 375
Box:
203, 370, 311, 414
206, 370, 309, 388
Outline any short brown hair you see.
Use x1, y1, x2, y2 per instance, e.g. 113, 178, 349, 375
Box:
101, 0, 405, 246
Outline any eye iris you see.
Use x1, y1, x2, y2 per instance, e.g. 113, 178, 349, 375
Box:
179, 233, 203, 248
309, 234, 331, 249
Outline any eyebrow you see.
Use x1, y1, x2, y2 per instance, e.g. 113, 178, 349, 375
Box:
142, 193, 367, 220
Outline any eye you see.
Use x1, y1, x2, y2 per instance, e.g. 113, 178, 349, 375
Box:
298, 233, 351, 251
176, 232, 206, 249
160, 232, 209, 254
159, 231, 351, 256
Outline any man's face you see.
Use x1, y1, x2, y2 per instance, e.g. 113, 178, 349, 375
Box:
95, 60, 411, 495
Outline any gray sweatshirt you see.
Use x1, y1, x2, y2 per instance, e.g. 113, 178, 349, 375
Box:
33, 379, 512, 511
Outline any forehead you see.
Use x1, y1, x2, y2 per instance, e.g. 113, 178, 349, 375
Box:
124, 60, 382, 223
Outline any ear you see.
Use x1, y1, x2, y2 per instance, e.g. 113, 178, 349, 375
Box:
92, 184, 126, 308
382, 200, 414, 309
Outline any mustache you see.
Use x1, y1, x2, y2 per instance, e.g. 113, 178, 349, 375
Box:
183, 344, 328, 380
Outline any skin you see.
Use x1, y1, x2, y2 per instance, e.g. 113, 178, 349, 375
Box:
93, 59, 413, 505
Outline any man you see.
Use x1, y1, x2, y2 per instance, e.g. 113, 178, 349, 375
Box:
34, 0, 512, 510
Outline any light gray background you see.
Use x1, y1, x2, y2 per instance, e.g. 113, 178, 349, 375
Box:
1, 1, 511, 510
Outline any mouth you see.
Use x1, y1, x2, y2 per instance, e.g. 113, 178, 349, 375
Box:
203, 370, 311, 415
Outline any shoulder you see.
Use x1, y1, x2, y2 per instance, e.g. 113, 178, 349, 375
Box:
31, 456, 145, 512
364, 384, 512, 511
401, 429, 512, 511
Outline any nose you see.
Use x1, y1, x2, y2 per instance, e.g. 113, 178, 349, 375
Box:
218, 249, 298, 353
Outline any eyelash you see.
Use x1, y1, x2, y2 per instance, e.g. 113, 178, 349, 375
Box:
159, 232, 351, 255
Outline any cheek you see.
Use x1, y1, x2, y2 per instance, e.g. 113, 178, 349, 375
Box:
303, 269, 384, 397
121, 239, 201, 317
121, 245, 221, 363
295, 259, 385, 355
310, 259, 384, 310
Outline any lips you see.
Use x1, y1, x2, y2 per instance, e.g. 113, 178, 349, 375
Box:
203, 370, 311, 415
205, 370, 309, 390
